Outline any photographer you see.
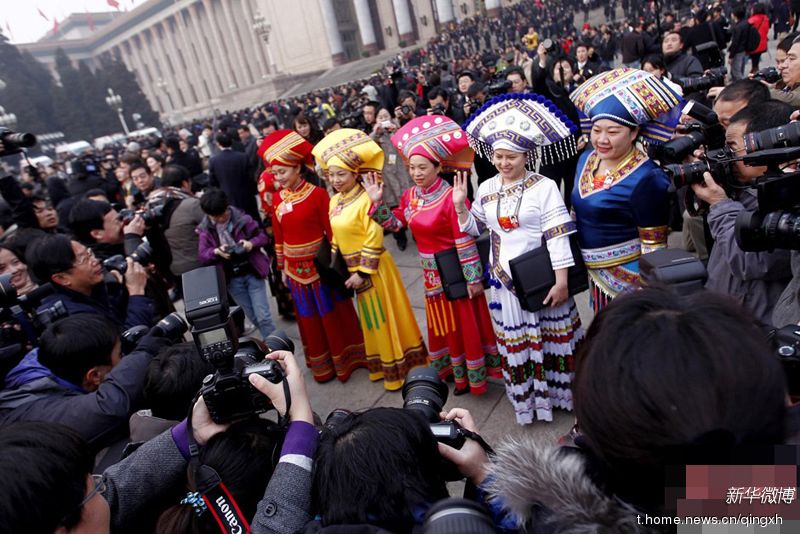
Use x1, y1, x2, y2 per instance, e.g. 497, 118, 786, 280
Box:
505, 65, 530, 93
68, 199, 145, 261
393, 89, 423, 126
0, 314, 173, 448
712, 79, 771, 129
197, 188, 276, 339
770, 35, 800, 107
130, 161, 160, 207
691, 102, 794, 324
26, 234, 154, 330
426, 86, 455, 119
361, 100, 379, 134
0, 175, 60, 234
662, 31, 704, 79
487, 288, 788, 530
155, 165, 204, 280
0, 349, 317, 534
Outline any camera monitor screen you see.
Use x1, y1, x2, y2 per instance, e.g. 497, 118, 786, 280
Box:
198, 328, 228, 346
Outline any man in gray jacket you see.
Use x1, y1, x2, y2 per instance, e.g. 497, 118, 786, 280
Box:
691, 101, 793, 325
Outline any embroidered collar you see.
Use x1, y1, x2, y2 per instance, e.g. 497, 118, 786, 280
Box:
280, 179, 311, 201
578, 148, 647, 198
415, 177, 449, 203
336, 183, 365, 209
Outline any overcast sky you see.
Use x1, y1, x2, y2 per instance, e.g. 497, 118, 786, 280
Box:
1, 0, 140, 44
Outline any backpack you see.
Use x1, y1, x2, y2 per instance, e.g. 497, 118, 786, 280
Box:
745, 21, 762, 53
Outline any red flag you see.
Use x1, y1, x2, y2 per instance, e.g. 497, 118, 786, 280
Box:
107, 0, 120, 9
37, 8, 49, 21
53, 17, 59, 35
87, 13, 95, 32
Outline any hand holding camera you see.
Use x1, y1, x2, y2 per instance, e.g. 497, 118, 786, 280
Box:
123, 214, 146, 237
248, 350, 313, 424
125, 258, 147, 296
436, 407, 490, 485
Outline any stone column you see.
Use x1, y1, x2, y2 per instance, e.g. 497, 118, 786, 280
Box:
152, 24, 186, 109
124, 40, 156, 110
435, 0, 455, 24
131, 36, 164, 113
200, 0, 235, 89
319, 0, 346, 65
219, 0, 253, 86
142, 29, 175, 111
485, 0, 501, 18
353, 0, 379, 56
239, 0, 271, 77
185, 5, 220, 96
392, 0, 415, 44
162, 18, 197, 106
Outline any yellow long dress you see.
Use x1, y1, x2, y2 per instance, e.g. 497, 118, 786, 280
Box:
329, 184, 428, 390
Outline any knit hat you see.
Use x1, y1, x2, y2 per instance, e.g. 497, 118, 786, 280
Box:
312, 128, 384, 174
463, 92, 579, 168
570, 67, 683, 145
391, 116, 474, 172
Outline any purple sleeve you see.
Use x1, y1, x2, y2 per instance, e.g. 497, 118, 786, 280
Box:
280, 420, 318, 459
170, 419, 192, 460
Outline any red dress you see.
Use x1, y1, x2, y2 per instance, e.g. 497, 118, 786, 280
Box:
373, 178, 501, 394
271, 179, 367, 382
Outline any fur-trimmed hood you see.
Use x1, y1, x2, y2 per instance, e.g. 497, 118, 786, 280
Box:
487, 435, 659, 533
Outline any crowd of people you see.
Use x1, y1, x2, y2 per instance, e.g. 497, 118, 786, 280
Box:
0, 0, 799, 531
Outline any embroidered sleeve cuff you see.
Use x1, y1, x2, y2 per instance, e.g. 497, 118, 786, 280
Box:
171, 419, 192, 461
638, 225, 668, 253
542, 220, 577, 242
455, 237, 483, 283
359, 246, 382, 274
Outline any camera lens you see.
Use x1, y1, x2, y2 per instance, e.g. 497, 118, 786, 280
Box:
402, 367, 449, 423
264, 330, 295, 353
423, 498, 496, 534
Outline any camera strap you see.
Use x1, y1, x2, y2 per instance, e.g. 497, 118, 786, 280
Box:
460, 427, 494, 456
278, 379, 292, 428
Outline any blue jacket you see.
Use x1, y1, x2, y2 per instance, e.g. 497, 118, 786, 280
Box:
37, 280, 154, 331
0, 334, 171, 449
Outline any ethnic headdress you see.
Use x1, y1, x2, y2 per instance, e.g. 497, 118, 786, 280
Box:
257, 129, 314, 170
569, 67, 683, 145
312, 128, 384, 174
463, 92, 579, 168
391, 115, 474, 172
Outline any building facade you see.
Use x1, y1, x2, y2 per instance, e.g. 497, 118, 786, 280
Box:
19, 0, 514, 123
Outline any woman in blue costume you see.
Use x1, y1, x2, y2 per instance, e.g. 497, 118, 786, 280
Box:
570, 68, 681, 312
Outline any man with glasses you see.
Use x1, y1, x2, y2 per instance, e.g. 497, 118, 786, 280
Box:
26, 234, 153, 330
690, 101, 794, 324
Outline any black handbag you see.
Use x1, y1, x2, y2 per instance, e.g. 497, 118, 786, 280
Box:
434, 232, 492, 300
314, 236, 352, 293
508, 233, 588, 313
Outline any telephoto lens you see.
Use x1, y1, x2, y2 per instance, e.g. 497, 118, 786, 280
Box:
263, 330, 294, 353
422, 498, 497, 534
402, 367, 450, 422
744, 122, 800, 153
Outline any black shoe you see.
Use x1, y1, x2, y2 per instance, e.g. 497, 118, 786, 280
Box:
453, 386, 470, 396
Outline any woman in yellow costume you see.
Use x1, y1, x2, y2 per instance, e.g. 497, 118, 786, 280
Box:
313, 129, 428, 391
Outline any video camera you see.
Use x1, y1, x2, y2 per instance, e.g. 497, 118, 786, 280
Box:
118, 203, 165, 226
182, 265, 292, 423
0, 127, 36, 158
67, 155, 100, 178
732, 121, 800, 252
673, 67, 726, 93
753, 66, 781, 84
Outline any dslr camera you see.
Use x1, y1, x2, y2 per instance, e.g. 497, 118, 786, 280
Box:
402, 367, 467, 450
0, 127, 36, 158
118, 203, 165, 226
732, 122, 800, 252
183, 265, 292, 423
673, 67, 727, 93
103, 241, 154, 274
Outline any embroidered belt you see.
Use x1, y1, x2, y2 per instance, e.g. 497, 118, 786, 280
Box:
581, 239, 641, 269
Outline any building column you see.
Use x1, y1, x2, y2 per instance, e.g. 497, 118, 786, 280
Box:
129, 37, 163, 113
184, 6, 220, 96
353, 0, 379, 56
161, 19, 197, 106
142, 29, 175, 111
392, 0, 415, 44
200, 0, 236, 90
239, 0, 271, 77
219, 0, 253, 86
152, 24, 186, 109
319, 0, 347, 65
485, 0, 501, 18
435, 0, 455, 24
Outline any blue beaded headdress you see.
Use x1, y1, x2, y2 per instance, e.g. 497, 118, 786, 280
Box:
463, 92, 579, 169
570, 67, 683, 145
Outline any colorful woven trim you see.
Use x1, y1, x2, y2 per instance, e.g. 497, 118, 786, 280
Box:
638, 225, 668, 245
542, 221, 577, 241
577, 148, 648, 198
580, 239, 641, 269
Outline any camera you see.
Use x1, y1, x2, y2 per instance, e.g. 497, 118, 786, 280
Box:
401, 104, 412, 116
541, 38, 557, 53
68, 156, 99, 177
0, 127, 36, 157
402, 367, 465, 450
673, 67, 727, 93
225, 243, 252, 278
102, 241, 155, 274
649, 100, 726, 163
486, 79, 512, 96
430, 103, 447, 116
743, 121, 800, 153
422, 498, 497, 534
339, 110, 364, 129
663, 147, 735, 188
732, 142, 800, 251
183, 266, 292, 423
120, 312, 188, 354
770, 325, 800, 399
0, 278, 68, 348
753, 66, 781, 84
118, 204, 165, 226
